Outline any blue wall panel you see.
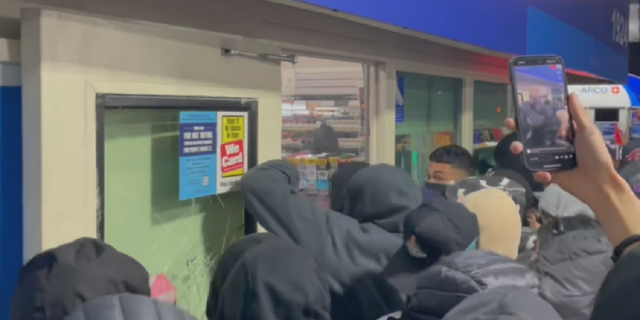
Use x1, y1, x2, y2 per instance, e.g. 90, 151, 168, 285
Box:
526, 8, 628, 83
295, 0, 629, 82
0, 84, 22, 320
299, 0, 528, 54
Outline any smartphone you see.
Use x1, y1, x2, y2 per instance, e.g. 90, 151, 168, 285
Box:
509, 55, 577, 171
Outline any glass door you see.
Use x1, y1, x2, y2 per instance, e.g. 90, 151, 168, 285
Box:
98, 96, 257, 318
394, 72, 463, 184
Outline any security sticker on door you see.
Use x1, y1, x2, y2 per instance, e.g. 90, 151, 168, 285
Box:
217, 112, 248, 193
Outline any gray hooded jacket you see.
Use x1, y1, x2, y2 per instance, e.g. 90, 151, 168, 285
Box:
442, 287, 562, 320
538, 184, 595, 219
64, 294, 195, 320
240, 160, 422, 294
532, 185, 612, 320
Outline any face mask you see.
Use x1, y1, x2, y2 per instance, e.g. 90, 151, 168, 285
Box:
424, 182, 449, 198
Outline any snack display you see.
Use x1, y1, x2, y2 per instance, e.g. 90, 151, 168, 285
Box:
284, 154, 365, 209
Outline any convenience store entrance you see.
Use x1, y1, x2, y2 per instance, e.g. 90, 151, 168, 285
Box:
280, 56, 369, 209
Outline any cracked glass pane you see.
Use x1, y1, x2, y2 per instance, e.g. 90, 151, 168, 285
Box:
104, 108, 244, 320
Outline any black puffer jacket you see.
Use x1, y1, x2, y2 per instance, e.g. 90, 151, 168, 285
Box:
442, 287, 562, 320
400, 250, 539, 320
530, 219, 612, 320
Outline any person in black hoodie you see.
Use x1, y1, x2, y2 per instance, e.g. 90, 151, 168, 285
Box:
215, 235, 330, 320
206, 233, 277, 320
493, 132, 543, 192
240, 160, 422, 297
330, 161, 370, 213
382, 197, 479, 297
338, 197, 479, 320
11, 238, 150, 320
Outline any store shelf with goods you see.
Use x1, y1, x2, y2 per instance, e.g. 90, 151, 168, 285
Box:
473, 127, 509, 149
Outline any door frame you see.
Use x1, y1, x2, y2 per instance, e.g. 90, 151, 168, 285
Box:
94, 94, 259, 240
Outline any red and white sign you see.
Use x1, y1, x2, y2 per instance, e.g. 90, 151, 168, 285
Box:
220, 140, 245, 175
612, 86, 621, 94
150, 274, 176, 305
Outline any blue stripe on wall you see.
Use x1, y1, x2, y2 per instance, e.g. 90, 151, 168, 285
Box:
298, 0, 529, 54
527, 7, 628, 83
0, 85, 22, 320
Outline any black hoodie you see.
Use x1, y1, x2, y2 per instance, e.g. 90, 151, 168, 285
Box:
215, 236, 330, 320
494, 132, 543, 192
400, 250, 539, 320
206, 233, 279, 320
11, 238, 150, 320
240, 160, 422, 294
382, 197, 479, 297
335, 198, 479, 320
330, 162, 370, 213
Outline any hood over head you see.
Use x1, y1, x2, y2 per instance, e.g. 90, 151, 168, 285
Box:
442, 287, 563, 320
330, 162, 370, 213
447, 176, 528, 221
11, 238, 150, 320
486, 169, 535, 221
400, 250, 539, 320
343, 164, 422, 233
63, 294, 195, 320
206, 233, 279, 320
493, 132, 543, 192
538, 184, 595, 219
382, 197, 479, 296
216, 237, 330, 320
461, 189, 522, 259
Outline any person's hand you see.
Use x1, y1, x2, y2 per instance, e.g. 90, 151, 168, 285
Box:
506, 93, 617, 205
526, 212, 541, 231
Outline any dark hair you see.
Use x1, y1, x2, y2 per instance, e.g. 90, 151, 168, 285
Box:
428, 144, 476, 176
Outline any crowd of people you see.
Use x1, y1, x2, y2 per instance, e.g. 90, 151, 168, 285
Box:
9, 93, 640, 320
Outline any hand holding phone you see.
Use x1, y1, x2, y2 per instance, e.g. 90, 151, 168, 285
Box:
509, 55, 576, 171
505, 93, 619, 200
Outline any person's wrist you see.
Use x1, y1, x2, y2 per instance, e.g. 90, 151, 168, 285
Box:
590, 168, 640, 247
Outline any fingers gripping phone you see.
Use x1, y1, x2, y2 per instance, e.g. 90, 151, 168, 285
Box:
509, 55, 577, 171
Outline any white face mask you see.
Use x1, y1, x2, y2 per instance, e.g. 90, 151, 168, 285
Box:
406, 236, 427, 258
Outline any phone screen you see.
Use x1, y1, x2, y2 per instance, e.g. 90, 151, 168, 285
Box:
511, 56, 576, 171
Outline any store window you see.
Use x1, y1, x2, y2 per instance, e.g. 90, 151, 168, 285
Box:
281, 56, 368, 209
395, 72, 462, 184
100, 96, 254, 319
473, 81, 511, 173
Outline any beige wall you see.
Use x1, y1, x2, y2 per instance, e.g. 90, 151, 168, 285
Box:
21, 8, 280, 261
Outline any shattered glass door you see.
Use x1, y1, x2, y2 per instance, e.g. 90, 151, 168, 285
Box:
103, 108, 245, 319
